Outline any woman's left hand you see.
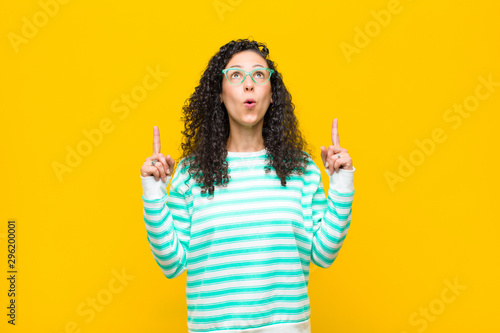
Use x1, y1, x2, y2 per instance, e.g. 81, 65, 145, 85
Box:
320, 118, 354, 174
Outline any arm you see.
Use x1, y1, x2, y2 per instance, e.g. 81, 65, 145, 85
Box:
310, 167, 355, 268
141, 172, 192, 279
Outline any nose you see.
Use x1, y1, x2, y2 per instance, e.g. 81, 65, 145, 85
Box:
243, 75, 254, 91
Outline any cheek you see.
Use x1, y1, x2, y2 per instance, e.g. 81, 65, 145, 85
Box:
222, 86, 238, 102
263, 88, 272, 103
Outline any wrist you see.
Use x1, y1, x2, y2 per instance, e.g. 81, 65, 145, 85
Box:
326, 166, 355, 193
140, 175, 170, 200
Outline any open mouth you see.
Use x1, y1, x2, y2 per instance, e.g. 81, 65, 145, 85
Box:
244, 99, 256, 107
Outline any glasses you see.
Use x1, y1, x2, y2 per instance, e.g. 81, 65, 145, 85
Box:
222, 67, 274, 85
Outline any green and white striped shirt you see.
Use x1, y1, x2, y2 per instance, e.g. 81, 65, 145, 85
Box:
140, 148, 355, 333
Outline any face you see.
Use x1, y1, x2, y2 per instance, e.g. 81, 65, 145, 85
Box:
219, 50, 273, 130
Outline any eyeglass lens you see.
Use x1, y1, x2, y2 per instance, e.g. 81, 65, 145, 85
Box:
226, 69, 271, 85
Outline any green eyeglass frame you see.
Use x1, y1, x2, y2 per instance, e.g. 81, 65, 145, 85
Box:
222, 67, 275, 85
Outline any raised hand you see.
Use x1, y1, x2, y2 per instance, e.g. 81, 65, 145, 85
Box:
320, 118, 353, 175
140, 126, 176, 182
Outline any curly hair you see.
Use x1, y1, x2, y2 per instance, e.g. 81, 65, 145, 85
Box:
178, 38, 314, 199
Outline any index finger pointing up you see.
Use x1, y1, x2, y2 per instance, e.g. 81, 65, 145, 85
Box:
153, 125, 161, 154
331, 118, 340, 146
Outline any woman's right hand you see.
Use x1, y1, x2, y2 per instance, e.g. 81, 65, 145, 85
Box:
140, 126, 176, 182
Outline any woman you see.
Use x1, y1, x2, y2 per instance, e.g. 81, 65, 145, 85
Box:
139, 38, 355, 333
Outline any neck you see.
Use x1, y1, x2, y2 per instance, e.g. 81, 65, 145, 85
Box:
226, 131, 265, 152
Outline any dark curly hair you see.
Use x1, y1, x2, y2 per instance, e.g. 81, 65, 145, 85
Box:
178, 38, 314, 199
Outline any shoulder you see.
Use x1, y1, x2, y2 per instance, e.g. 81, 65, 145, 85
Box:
170, 156, 195, 196
300, 150, 323, 184
302, 151, 321, 173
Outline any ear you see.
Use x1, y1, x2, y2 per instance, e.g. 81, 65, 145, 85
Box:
219, 93, 223, 103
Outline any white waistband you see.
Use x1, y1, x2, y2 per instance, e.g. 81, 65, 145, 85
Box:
188, 319, 311, 333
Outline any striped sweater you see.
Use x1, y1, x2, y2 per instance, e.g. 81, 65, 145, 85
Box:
140, 148, 355, 333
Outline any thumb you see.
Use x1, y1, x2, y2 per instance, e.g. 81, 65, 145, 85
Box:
320, 146, 327, 166
166, 155, 176, 174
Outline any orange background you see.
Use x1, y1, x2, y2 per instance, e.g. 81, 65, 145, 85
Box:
1, 0, 499, 332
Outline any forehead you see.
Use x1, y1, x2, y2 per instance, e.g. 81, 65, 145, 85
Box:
226, 50, 267, 67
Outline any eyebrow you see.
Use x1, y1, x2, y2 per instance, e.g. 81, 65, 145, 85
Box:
229, 64, 266, 68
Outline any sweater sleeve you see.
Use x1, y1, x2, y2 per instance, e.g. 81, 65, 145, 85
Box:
140, 169, 192, 279
310, 166, 355, 268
